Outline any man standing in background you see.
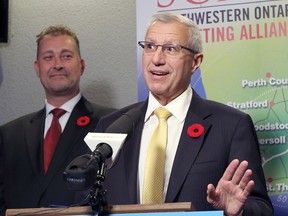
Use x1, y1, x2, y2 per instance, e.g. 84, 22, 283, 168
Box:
0, 25, 115, 215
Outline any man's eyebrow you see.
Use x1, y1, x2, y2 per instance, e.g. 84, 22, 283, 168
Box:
40, 50, 54, 56
61, 49, 74, 53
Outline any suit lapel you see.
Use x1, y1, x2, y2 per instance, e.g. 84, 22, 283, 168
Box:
25, 109, 46, 177
42, 98, 97, 186
121, 97, 213, 203
165, 92, 212, 202
122, 103, 147, 203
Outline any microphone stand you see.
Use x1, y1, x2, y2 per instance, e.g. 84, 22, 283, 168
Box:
89, 162, 108, 214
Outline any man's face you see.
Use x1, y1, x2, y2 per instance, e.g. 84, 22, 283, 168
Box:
142, 21, 202, 105
34, 35, 85, 99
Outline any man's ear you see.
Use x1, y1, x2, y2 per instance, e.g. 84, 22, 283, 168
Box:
191, 53, 204, 72
34, 60, 40, 77
80, 59, 86, 75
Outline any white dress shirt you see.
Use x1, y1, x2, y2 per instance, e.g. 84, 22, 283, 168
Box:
44, 93, 81, 137
138, 87, 193, 203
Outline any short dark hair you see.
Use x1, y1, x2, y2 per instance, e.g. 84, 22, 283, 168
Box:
36, 25, 81, 58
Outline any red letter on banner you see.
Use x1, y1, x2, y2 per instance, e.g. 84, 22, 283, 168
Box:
158, 0, 174, 8
187, 0, 209, 4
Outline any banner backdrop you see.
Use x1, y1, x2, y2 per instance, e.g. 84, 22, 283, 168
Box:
136, 1, 288, 215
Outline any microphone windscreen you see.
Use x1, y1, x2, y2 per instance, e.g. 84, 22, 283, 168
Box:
105, 108, 142, 134
63, 154, 99, 190
93, 143, 113, 160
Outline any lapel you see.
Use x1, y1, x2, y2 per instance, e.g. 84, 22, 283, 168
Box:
25, 109, 46, 178
165, 91, 212, 202
42, 97, 98, 186
120, 102, 148, 203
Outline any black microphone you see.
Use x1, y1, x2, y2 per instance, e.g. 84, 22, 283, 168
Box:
63, 143, 112, 190
63, 108, 142, 190
105, 108, 142, 133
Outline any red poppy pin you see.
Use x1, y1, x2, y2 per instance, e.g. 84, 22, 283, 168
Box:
76, 116, 91, 127
187, 124, 204, 138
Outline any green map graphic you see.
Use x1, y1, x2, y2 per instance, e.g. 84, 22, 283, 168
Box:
202, 16, 288, 215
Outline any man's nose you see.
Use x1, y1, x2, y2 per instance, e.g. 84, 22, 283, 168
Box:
53, 57, 64, 70
152, 46, 166, 65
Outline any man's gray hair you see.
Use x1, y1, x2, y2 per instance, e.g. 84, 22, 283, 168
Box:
147, 12, 203, 53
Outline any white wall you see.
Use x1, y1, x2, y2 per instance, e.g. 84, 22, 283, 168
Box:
0, 0, 138, 125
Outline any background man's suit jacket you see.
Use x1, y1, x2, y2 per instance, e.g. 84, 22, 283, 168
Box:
0, 97, 115, 213
95, 91, 273, 215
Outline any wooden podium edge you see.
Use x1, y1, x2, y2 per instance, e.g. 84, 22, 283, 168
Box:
6, 202, 195, 215
104, 202, 195, 213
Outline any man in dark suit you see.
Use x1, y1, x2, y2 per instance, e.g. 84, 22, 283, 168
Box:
94, 12, 273, 215
0, 25, 115, 215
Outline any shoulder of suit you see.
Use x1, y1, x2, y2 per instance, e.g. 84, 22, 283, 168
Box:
81, 97, 117, 118
200, 97, 249, 118
99, 101, 145, 121
90, 103, 117, 117
0, 109, 45, 129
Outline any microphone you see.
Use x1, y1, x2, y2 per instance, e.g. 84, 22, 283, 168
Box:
105, 108, 142, 134
84, 108, 142, 165
63, 108, 142, 190
63, 143, 112, 190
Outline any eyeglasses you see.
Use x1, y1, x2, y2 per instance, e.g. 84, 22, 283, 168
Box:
138, 41, 198, 56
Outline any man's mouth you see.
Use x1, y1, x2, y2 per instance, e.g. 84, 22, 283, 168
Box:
50, 70, 67, 77
151, 71, 169, 76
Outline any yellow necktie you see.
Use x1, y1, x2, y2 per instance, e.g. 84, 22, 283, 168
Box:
142, 107, 172, 204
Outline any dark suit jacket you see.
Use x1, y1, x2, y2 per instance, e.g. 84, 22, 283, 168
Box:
0, 97, 115, 214
95, 91, 273, 215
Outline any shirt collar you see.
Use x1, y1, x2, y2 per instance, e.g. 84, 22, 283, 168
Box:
45, 93, 82, 116
145, 87, 192, 122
